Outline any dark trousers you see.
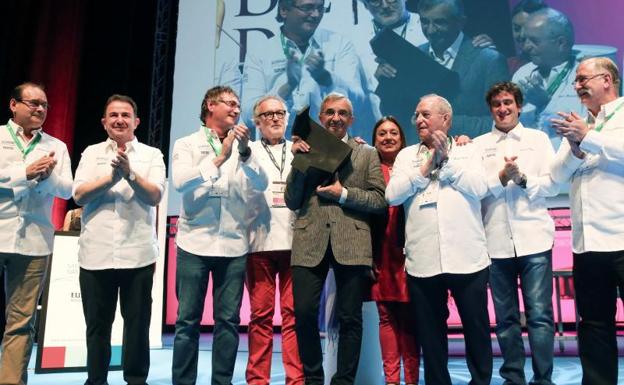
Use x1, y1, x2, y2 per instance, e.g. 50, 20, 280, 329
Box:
79, 264, 155, 385
291, 245, 368, 385
407, 268, 492, 385
172, 247, 247, 385
574, 250, 624, 385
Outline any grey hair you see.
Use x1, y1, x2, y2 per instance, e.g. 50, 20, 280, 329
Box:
529, 8, 575, 47
320, 92, 354, 115
252, 95, 289, 121
582, 56, 621, 94
420, 93, 453, 116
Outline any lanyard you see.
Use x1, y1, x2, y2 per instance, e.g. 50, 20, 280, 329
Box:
594, 101, 624, 133
6, 124, 41, 158
545, 60, 574, 97
261, 139, 287, 180
204, 126, 222, 156
280, 32, 312, 64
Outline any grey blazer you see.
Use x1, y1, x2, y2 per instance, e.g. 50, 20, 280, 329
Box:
284, 138, 387, 267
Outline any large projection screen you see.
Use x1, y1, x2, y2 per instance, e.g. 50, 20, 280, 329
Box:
168, 0, 623, 215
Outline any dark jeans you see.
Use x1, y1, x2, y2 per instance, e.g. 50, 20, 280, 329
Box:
291, 245, 368, 385
79, 264, 155, 385
574, 250, 624, 385
490, 251, 554, 385
171, 247, 246, 385
407, 268, 492, 385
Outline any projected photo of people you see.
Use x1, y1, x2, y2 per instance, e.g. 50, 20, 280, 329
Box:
173, 0, 622, 150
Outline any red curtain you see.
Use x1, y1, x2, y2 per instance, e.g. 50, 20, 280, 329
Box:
29, 1, 85, 229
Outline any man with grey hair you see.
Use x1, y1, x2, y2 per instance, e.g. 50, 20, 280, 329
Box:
551, 56, 624, 385
245, 95, 304, 385
417, 0, 509, 139
285, 92, 386, 384
512, 7, 584, 148
386, 94, 492, 385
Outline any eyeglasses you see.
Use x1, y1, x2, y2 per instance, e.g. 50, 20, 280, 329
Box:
17, 99, 49, 110
258, 110, 286, 120
322, 108, 351, 118
217, 99, 241, 109
366, 0, 399, 7
572, 73, 607, 86
291, 3, 327, 14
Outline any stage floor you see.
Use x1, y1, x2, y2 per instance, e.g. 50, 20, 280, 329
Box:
27, 333, 624, 385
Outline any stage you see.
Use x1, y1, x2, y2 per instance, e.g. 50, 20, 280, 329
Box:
27, 333, 624, 385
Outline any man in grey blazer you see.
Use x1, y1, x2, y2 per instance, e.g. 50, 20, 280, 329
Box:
284, 93, 387, 385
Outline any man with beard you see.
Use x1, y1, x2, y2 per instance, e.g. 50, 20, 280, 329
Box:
0, 82, 72, 384
73, 94, 166, 385
417, 0, 509, 138
386, 94, 492, 385
242, 0, 374, 139
550, 57, 624, 385
284, 93, 386, 385
512, 7, 583, 149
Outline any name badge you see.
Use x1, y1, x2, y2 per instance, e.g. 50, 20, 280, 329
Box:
417, 180, 440, 207
271, 181, 287, 208
206, 176, 229, 198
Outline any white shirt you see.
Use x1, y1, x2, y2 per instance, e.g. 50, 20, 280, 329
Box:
241, 28, 372, 138
172, 126, 268, 257
0, 120, 72, 256
73, 138, 166, 270
474, 123, 559, 259
551, 96, 624, 253
512, 56, 585, 149
248, 139, 295, 252
428, 32, 464, 69
386, 140, 490, 277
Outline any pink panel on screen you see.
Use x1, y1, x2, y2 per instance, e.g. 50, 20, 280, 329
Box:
41, 346, 66, 368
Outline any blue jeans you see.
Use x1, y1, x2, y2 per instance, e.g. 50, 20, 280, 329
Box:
490, 250, 554, 385
171, 247, 247, 385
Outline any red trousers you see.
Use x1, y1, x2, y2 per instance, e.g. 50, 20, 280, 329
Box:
246, 251, 304, 385
377, 301, 420, 384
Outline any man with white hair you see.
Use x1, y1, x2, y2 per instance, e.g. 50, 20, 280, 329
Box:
246, 95, 303, 385
386, 94, 492, 385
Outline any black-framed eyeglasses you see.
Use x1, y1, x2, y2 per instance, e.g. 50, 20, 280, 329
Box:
217, 99, 241, 109
572, 73, 607, 86
366, 0, 399, 7
16, 98, 49, 110
322, 108, 351, 118
291, 2, 328, 15
258, 110, 286, 120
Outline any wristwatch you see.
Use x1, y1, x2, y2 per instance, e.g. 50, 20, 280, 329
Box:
518, 173, 527, 189
126, 170, 136, 182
